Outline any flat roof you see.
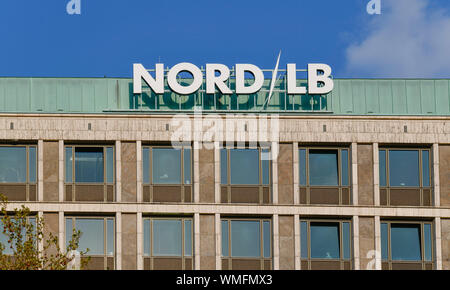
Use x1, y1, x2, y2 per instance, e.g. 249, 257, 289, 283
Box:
0, 77, 449, 115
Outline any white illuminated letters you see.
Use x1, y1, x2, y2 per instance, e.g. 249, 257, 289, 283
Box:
307, 63, 334, 94
133, 62, 334, 96
235, 64, 265, 95
287, 63, 307, 94
206, 64, 232, 94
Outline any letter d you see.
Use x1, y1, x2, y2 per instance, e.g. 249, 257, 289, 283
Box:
366, 0, 381, 15
67, 0, 81, 15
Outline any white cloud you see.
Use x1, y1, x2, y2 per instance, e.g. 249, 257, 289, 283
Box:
346, 0, 450, 78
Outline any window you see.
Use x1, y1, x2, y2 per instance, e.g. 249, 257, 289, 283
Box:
298, 147, 350, 205
65, 217, 115, 270
142, 146, 192, 202
300, 219, 352, 270
220, 147, 271, 204
0, 217, 36, 255
381, 221, 433, 270
221, 218, 271, 270
379, 148, 431, 206
64, 145, 114, 202
143, 217, 193, 270
0, 145, 37, 201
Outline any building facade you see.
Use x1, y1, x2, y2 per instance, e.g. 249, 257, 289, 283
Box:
0, 76, 449, 270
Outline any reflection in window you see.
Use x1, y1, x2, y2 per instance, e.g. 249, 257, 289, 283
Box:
143, 147, 191, 185
299, 148, 349, 187
65, 217, 114, 256
0, 146, 36, 183
379, 149, 430, 187
221, 148, 270, 185
301, 220, 351, 260
221, 219, 271, 258
143, 218, 192, 257
381, 222, 432, 263
65, 146, 114, 184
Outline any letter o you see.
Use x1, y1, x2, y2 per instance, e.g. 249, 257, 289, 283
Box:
167, 62, 203, 95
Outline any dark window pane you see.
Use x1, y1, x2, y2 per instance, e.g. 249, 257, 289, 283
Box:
183, 149, 191, 184
389, 150, 419, 187
230, 149, 259, 185
379, 150, 386, 187
28, 147, 36, 183
391, 224, 421, 261
262, 149, 270, 185
300, 221, 308, 258
221, 220, 229, 257
341, 150, 349, 186
299, 149, 306, 186
106, 218, 114, 256
143, 219, 150, 256
76, 218, 104, 255
152, 219, 182, 256
143, 148, 150, 184
184, 219, 192, 256
231, 220, 261, 257
152, 148, 181, 184
75, 147, 104, 183
310, 222, 340, 259
342, 222, 351, 259
263, 221, 271, 258
0, 147, 27, 183
106, 147, 114, 183
381, 223, 388, 260
422, 150, 430, 187
65, 147, 73, 183
65, 218, 73, 251
424, 224, 432, 262
220, 149, 227, 185
309, 150, 338, 186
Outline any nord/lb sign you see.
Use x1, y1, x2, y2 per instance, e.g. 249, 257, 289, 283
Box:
133, 63, 334, 96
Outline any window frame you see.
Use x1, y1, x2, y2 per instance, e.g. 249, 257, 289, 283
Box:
300, 218, 352, 270
298, 146, 351, 205
65, 216, 115, 270
220, 146, 272, 204
0, 144, 37, 201
142, 216, 193, 270
379, 147, 432, 206
221, 217, 272, 270
381, 220, 434, 270
142, 145, 192, 203
64, 145, 115, 202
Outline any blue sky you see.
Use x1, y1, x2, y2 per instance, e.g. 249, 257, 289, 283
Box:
0, 0, 449, 78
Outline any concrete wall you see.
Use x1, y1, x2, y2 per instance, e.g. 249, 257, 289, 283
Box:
440, 145, 450, 206
121, 142, 137, 202
121, 213, 137, 270
359, 217, 375, 270
278, 215, 295, 269
358, 144, 374, 205
43, 142, 59, 202
199, 214, 215, 269
199, 147, 215, 203
278, 144, 294, 205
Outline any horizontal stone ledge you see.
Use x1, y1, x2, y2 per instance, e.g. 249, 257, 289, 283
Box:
4, 202, 450, 218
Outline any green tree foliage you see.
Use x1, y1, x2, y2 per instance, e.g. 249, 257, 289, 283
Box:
0, 194, 89, 270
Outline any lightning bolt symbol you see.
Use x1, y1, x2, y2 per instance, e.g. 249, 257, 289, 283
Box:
264, 50, 282, 109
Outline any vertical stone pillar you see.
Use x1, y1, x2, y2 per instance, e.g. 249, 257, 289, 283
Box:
200, 214, 216, 269
121, 213, 137, 270
43, 141, 59, 201
278, 215, 295, 269
278, 144, 293, 205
